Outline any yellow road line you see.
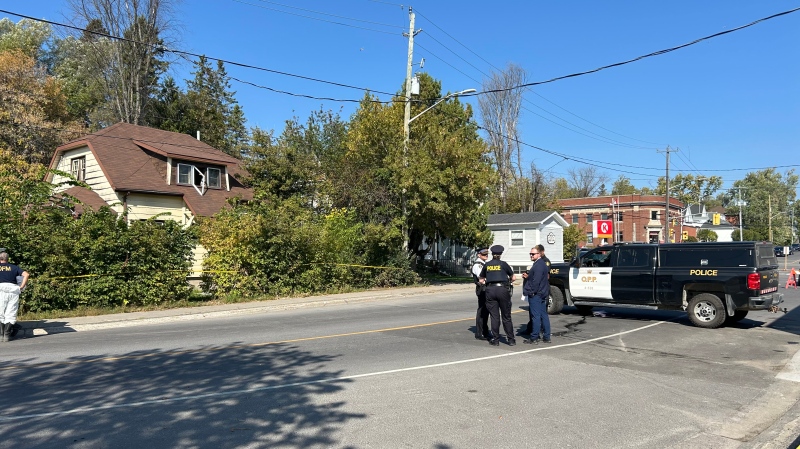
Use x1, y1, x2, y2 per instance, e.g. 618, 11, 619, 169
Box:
1, 310, 525, 371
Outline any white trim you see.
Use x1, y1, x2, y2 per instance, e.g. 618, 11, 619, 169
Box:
166, 157, 172, 185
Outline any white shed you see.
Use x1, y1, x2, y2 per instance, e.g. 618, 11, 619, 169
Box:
488, 211, 569, 270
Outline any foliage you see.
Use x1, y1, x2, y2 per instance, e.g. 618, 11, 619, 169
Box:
654, 173, 723, 206
0, 18, 54, 62
731, 228, 760, 242
0, 50, 83, 164
611, 175, 638, 195
727, 168, 797, 243
18, 209, 195, 312
562, 224, 586, 256
684, 236, 699, 242
696, 229, 718, 242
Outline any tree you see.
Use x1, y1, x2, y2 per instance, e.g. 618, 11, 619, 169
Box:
697, 229, 718, 242
0, 18, 54, 62
67, 0, 176, 125
567, 166, 609, 197
345, 73, 495, 259
728, 168, 798, 243
478, 63, 526, 211
183, 56, 247, 157
655, 174, 723, 206
611, 175, 638, 195
563, 224, 586, 258
0, 50, 83, 164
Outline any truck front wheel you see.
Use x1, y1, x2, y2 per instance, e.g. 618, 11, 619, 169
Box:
687, 293, 726, 329
548, 287, 565, 314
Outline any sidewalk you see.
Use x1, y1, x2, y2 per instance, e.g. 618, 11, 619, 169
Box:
17, 283, 475, 337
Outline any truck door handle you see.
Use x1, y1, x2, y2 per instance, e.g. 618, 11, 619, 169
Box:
599, 271, 610, 275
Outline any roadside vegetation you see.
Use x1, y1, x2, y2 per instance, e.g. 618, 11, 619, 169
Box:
2, 11, 799, 320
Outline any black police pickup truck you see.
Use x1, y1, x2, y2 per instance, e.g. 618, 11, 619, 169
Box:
547, 242, 783, 328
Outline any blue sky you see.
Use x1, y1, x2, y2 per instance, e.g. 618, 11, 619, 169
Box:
8, 1, 800, 192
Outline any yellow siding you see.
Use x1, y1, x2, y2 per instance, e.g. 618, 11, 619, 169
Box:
126, 193, 190, 224
52, 146, 121, 213
190, 244, 208, 276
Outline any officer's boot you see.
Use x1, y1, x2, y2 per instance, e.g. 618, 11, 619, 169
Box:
0, 323, 8, 342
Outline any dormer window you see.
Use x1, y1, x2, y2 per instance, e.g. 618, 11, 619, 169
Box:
71, 156, 86, 182
207, 168, 221, 189
177, 163, 192, 185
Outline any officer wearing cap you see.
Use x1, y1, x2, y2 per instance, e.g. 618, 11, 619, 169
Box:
471, 248, 490, 340
479, 245, 517, 346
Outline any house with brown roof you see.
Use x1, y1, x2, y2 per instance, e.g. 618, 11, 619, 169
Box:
46, 123, 253, 273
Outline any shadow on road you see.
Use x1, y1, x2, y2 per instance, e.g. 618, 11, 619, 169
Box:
0, 343, 365, 448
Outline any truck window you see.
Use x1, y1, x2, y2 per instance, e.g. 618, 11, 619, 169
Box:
581, 248, 613, 267
660, 248, 753, 268
616, 246, 655, 268
757, 245, 778, 268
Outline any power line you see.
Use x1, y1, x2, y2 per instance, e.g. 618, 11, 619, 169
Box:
413, 11, 663, 149
414, 8, 667, 147
0, 9, 398, 98
231, 0, 402, 34
478, 6, 800, 94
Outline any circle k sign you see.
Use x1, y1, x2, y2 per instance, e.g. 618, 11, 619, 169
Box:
594, 219, 613, 238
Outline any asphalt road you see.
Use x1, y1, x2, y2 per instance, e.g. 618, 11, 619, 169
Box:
1, 283, 799, 449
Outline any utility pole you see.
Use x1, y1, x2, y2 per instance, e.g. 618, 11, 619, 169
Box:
769, 193, 773, 242
401, 7, 421, 253
657, 147, 677, 242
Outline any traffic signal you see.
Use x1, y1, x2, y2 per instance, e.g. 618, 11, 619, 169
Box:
712, 213, 720, 225
682, 230, 689, 240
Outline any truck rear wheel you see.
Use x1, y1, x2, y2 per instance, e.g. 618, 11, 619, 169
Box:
687, 293, 726, 329
548, 287, 565, 314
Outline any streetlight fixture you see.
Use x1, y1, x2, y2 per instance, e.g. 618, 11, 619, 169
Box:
406, 89, 477, 126
400, 87, 476, 252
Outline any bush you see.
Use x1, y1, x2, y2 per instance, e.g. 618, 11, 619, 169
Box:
16, 207, 196, 313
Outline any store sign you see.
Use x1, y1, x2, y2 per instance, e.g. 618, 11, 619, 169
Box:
593, 219, 613, 238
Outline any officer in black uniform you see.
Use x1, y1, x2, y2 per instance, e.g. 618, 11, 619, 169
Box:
479, 245, 517, 346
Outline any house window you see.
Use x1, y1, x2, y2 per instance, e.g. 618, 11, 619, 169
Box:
618, 212, 623, 221
177, 163, 193, 185
617, 231, 624, 242
586, 232, 593, 242
651, 210, 659, 220
71, 156, 85, 182
571, 214, 578, 224
207, 168, 221, 189
586, 214, 593, 223
601, 213, 608, 220
510, 230, 524, 247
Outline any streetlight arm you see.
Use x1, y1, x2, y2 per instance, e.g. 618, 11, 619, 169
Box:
407, 89, 476, 124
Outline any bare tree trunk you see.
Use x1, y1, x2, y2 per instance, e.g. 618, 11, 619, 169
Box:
478, 63, 527, 212
68, 0, 176, 125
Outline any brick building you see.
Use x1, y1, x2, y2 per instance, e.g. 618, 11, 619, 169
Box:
558, 195, 685, 246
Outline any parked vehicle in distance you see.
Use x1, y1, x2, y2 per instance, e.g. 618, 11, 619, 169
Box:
792, 243, 800, 253
775, 246, 785, 257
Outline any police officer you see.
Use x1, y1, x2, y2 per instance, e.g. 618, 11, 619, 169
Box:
523, 244, 550, 337
479, 245, 517, 346
471, 248, 490, 340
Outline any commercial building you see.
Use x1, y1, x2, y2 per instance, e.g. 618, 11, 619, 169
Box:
558, 195, 685, 247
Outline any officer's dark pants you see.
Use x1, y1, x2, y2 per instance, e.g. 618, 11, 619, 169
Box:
530, 294, 551, 341
486, 285, 514, 342
475, 290, 490, 338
